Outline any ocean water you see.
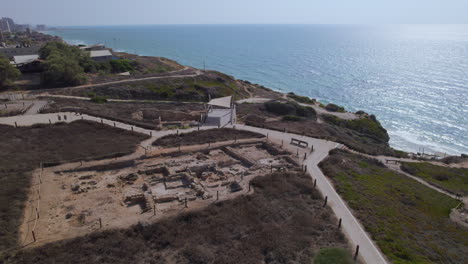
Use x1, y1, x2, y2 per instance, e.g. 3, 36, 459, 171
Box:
46, 24, 468, 155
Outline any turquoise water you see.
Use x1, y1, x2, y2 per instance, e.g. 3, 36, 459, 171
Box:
46, 25, 468, 155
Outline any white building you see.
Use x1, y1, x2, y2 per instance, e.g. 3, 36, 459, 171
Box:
90, 49, 114, 62
203, 96, 236, 127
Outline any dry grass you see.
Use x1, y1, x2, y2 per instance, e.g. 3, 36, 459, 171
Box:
3, 172, 350, 264
41, 97, 204, 128
153, 128, 265, 147
0, 120, 148, 251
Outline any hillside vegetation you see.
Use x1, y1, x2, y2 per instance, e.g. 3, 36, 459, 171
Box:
3, 172, 350, 263
153, 128, 264, 147
51, 71, 249, 102
320, 149, 467, 264
401, 162, 468, 196
238, 103, 402, 156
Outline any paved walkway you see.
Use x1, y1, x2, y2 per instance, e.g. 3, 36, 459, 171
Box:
0, 113, 390, 264
23, 101, 48, 115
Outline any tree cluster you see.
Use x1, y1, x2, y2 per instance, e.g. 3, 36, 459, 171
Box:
39, 41, 137, 87
0, 55, 21, 89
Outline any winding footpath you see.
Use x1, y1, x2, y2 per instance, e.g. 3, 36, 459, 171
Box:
0, 112, 389, 264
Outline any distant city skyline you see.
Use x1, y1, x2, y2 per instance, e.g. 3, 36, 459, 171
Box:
3, 0, 468, 26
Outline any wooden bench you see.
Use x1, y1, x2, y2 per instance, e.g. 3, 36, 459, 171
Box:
290, 138, 308, 148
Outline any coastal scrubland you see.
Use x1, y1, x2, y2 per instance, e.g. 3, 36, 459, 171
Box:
320, 149, 467, 264
0, 121, 148, 251
48, 71, 250, 101
2, 172, 351, 264
153, 128, 265, 147
41, 97, 205, 129
400, 162, 468, 196
237, 102, 404, 156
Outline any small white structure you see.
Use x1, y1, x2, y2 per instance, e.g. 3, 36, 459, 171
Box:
204, 96, 236, 127
90, 49, 113, 62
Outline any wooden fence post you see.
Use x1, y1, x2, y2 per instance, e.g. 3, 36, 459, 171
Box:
323, 196, 328, 207
216, 191, 219, 200
153, 204, 156, 216
338, 218, 342, 228
99, 218, 102, 228
32, 231, 36, 242
354, 245, 360, 261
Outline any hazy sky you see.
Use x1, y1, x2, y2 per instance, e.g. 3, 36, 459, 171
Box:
3, 0, 468, 26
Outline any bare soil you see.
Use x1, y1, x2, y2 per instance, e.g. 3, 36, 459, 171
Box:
17, 140, 298, 250
4, 171, 350, 264
0, 120, 148, 251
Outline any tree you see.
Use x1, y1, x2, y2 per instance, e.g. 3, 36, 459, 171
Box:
41, 52, 87, 86
0, 55, 20, 88
39, 41, 88, 86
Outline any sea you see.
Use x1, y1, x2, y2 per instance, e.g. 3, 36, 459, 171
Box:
45, 24, 468, 155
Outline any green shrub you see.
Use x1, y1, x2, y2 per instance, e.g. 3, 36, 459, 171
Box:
264, 101, 296, 115
110, 59, 136, 73
325, 103, 345, 112
90, 96, 107, 104
295, 105, 316, 118
287, 92, 316, 104
264, 101, 317, 120
321, 114, 389, 143
282, 115, 303, 121
0, 55, 21, 88
314, 248, 353, 264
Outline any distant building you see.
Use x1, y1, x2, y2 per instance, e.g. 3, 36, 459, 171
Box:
15, 24, 30, 32
0, 45, 41, 60
0, 17, 15, 32
79, 44, 106, 51
90, 49, 114, 62
12, 54, 42, 72
36, 24, 46, 31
